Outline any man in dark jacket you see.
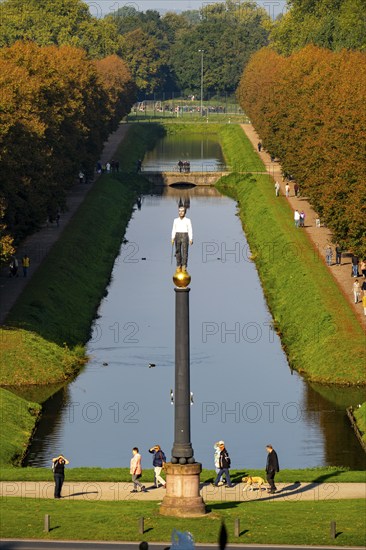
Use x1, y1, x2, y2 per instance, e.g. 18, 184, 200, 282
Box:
265, 444, 279, 494
149, 445, 166, 488
213, 442, 234, 488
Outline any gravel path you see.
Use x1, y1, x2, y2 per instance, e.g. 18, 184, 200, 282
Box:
240, 124, 366, 330
1, 481, 365, 502
0, 124, 130, 325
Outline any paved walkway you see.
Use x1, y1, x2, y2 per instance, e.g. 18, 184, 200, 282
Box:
1, 481, 365, 502
240, 124, 366, 330
0, 124, 130, 325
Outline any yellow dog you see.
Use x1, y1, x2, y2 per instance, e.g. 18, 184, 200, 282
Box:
242, 475, 266, 491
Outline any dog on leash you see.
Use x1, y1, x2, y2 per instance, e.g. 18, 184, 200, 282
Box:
242, 475, 267, 491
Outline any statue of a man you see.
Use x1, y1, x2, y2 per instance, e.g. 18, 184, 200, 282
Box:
171, 206, 193, 272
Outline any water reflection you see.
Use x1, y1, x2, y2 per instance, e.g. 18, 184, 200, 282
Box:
24, 187, 365, 470
142, 134, 225, 172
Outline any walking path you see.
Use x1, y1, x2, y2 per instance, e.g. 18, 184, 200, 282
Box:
0, 124, 130, 325
0, 481, 365, 502
240, 124, 366, 330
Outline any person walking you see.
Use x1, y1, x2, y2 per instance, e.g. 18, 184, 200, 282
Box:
9, 256, 19, 277
285, 183, 290, 197
335, 244, 342, 265
214, 441, 226, 486
265, 444, 279, 494
299, 210, 305, 227
293, 182, 299, 197
294, 210, 300, 228
149, 445, 166, 488
52, 454, 70, 499
351, 255, 359, 277
171, 205, 193, 272
213, 442, 233, 488
360, 259, 366, 278
325, 245, 333, 266
353, 280, 361, 304
274, 181, 280, 196
130, 447, 146, 493
22, 254, 30, 277
257, 142, 262, 152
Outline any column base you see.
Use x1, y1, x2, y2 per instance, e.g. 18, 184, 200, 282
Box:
159, 463, 206, 517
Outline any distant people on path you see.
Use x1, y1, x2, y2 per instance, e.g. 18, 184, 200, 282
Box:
9, 256, 18, 277
257, 142, 262, 152
136, 159, 142, 173
183, 161, 190, 173
130, 447, 146, 493
353, 279, 361, 304
79, 171, 84, 184
294, 182, 299, 197
52, 454, 69, 499
363, 293, 366, 316
265, 444, 279, 494
294, 210, 300, 228
351, 255, 359, 277
106, 162, 111, 172
285, 183, 290, 197
360, 259, 366, 278
213, 441, 233, 487
178, 160, 183, 172
299, 210, 305, 227
335, 244, 342, 265
22, 254, 30, 277
275, 181, 280, 196
149, 445, 166, 488
325, 245, 333, 266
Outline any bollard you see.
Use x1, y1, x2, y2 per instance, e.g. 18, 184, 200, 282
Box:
330, 521, 336, 539
138, 516, 144, 535
234, 518, 240, 537
44, 514, 50, 533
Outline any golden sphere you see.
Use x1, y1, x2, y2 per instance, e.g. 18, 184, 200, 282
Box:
173, 268, 191, 288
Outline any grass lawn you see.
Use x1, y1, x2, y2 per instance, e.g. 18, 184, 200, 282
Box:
353, 402, 366, 445
0, 466, 364, 483
0, 498, 364, 546
0, 389, 41, 466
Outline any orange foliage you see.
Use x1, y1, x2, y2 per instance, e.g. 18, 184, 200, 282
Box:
237, 45, 366, 256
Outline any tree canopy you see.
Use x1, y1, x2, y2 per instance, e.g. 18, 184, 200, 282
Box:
0, 41, 135, 251
270, 0, 366, 54
238, 45, 366, 256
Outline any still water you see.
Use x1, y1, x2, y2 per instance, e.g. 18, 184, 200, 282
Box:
142, 133, 226, 171
24, 136, 365, 470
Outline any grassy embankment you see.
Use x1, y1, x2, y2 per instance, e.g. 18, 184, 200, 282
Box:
354, 402, 366, 445
0, 123, 164, 466
1, 498, 364, 546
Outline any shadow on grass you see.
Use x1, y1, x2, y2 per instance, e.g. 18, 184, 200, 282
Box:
207, 502, 241, 511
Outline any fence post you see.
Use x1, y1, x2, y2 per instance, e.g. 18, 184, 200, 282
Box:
330, 521, 336, 539
44, 514, 50, 533
234, 518, 240, 537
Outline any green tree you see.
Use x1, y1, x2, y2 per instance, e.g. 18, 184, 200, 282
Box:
0, 0, 121, 57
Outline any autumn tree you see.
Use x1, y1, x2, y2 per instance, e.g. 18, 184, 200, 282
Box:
237, 45, 366, 256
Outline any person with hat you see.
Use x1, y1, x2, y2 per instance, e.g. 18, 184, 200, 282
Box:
213, 442, 233, 487
171, 205, 193, 272
149, 445, 166, 488
214, 441, 226, 486
52, 454, 70, 499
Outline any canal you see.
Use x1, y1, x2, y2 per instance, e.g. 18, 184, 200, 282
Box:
24, 133, 366, 470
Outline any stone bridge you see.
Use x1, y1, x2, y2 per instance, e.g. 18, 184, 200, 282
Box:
142, 171, 230, 186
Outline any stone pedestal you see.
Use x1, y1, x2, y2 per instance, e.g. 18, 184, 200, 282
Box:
159, 463, 206, 517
